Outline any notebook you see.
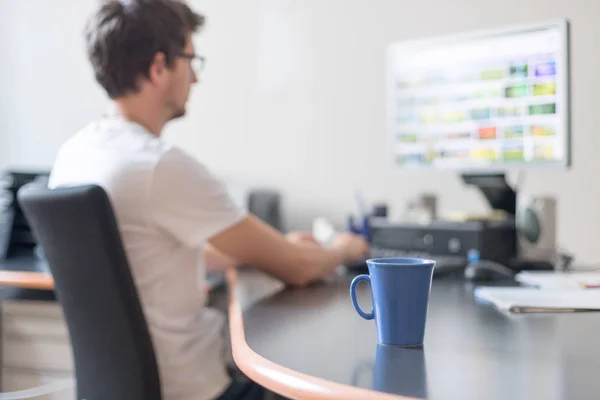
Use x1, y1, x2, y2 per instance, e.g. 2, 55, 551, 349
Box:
473, 286, 600, 313
515, 270, 600, 289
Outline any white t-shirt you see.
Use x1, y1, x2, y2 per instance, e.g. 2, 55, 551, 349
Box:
48, 116, 246, 400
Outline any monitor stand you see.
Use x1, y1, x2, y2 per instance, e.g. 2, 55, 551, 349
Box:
460, 173, 516, 216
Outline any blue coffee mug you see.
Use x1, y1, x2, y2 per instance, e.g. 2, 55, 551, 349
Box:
350, 258, 435, 347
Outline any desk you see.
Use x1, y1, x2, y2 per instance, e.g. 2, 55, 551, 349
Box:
228, 269, 600, 400
4, 260, 600, 399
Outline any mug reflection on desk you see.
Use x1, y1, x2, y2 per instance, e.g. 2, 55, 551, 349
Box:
351, 345, 428, 398
374, 344, 428, 398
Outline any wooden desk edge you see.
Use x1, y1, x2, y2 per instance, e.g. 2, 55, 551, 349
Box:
226, 268, 417, 400
0, 270, 55, 290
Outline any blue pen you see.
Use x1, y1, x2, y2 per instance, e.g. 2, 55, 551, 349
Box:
360, 215, 370, 241
347, 214, 370, 241
355, 190, 368, 219
347, 214, 358, 234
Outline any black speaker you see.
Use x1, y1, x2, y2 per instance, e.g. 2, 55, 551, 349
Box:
247, 189, 282, 231
516, 195, 557, 265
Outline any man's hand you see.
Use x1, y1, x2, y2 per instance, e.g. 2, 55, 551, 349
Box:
209, 215, 369, 287
285, 231, 320, 245
331, 232, 370, 264
287, 231, 369, 265
286, 231, 370, 265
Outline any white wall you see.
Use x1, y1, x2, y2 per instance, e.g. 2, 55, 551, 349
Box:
0, 0, 109, 168
1, 0, 599, 264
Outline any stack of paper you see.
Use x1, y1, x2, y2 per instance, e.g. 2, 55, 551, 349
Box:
474, 270, 600, 313
474, 286, 600, 313
515, 270, 600, 289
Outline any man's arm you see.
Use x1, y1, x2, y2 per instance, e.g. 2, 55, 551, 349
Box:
209, 214, 367, 287
146, 148, 367, 284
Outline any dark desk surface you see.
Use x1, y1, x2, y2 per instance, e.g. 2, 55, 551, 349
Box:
235, 271, 600, 400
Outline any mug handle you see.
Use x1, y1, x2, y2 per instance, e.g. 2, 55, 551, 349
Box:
350, 274, 374, 320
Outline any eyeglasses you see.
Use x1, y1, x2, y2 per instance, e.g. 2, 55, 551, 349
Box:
178, 53, 206, 74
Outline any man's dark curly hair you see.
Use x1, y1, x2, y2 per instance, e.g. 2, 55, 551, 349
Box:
85, 0, 204, 99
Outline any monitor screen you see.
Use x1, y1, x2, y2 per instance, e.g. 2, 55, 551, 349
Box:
387, 20, 570, 172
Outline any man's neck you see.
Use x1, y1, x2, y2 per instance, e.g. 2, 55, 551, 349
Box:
110, 98, 166, 137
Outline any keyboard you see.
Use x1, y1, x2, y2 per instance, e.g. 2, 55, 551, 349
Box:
346, 246, 467, 276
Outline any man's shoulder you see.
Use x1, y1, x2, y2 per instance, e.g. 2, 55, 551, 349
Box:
62, 117, 174, 158
50, 118, 176, 190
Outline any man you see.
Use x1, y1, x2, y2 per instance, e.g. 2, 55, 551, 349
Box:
48, 1, 369, 400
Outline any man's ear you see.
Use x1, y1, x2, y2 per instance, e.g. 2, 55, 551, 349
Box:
148, 52, 167, 84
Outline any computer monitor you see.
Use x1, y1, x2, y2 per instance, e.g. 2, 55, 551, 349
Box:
387, 20, 570, 173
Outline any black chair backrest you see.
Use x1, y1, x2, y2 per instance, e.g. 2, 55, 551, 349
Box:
18, 184, 162, 400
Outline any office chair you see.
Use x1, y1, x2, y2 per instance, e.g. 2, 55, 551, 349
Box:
16, 184, 162, 400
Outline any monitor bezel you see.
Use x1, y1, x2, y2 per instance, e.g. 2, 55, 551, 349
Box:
386, 19, 571, 174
